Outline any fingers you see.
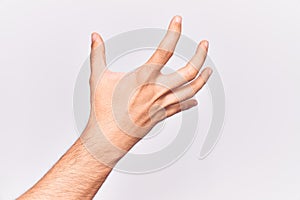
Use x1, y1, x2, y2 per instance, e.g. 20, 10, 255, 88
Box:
90, 32, 106, 82
166, 40, 208, 89
153, 99, 198, 123
160, 67, 212, 108
165, 99, 198, 118
145, 16, 182, 68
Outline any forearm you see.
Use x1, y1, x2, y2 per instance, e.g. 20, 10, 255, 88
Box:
18, 130, 113, 200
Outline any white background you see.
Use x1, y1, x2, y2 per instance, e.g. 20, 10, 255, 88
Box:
0, 0, 300, 199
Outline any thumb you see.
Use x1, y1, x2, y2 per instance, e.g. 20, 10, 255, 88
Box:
90, 32, 106, 79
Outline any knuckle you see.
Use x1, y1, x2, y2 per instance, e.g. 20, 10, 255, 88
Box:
189, 83, 198, 96
158, 49, 173, 60
165, 50, 173, 58
185, 65, 198, 80
198, 74, 207, 85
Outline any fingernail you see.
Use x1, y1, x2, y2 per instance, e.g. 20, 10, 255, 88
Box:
193, 100, 198, 106
174, 15, 182, 23
203, 40, 209, 51
208, 68, 213, 76
91, 33, 99, 42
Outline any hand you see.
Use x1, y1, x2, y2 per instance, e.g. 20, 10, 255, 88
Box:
81, 16, 212, 166
18, 16, 213, 199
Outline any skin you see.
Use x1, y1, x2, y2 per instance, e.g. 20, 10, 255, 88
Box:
18, 16, 212, 199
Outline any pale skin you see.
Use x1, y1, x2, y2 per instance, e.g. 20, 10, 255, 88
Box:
18, 16, 212, 199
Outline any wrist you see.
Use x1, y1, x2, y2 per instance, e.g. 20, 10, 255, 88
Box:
80, 118, 140, 168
